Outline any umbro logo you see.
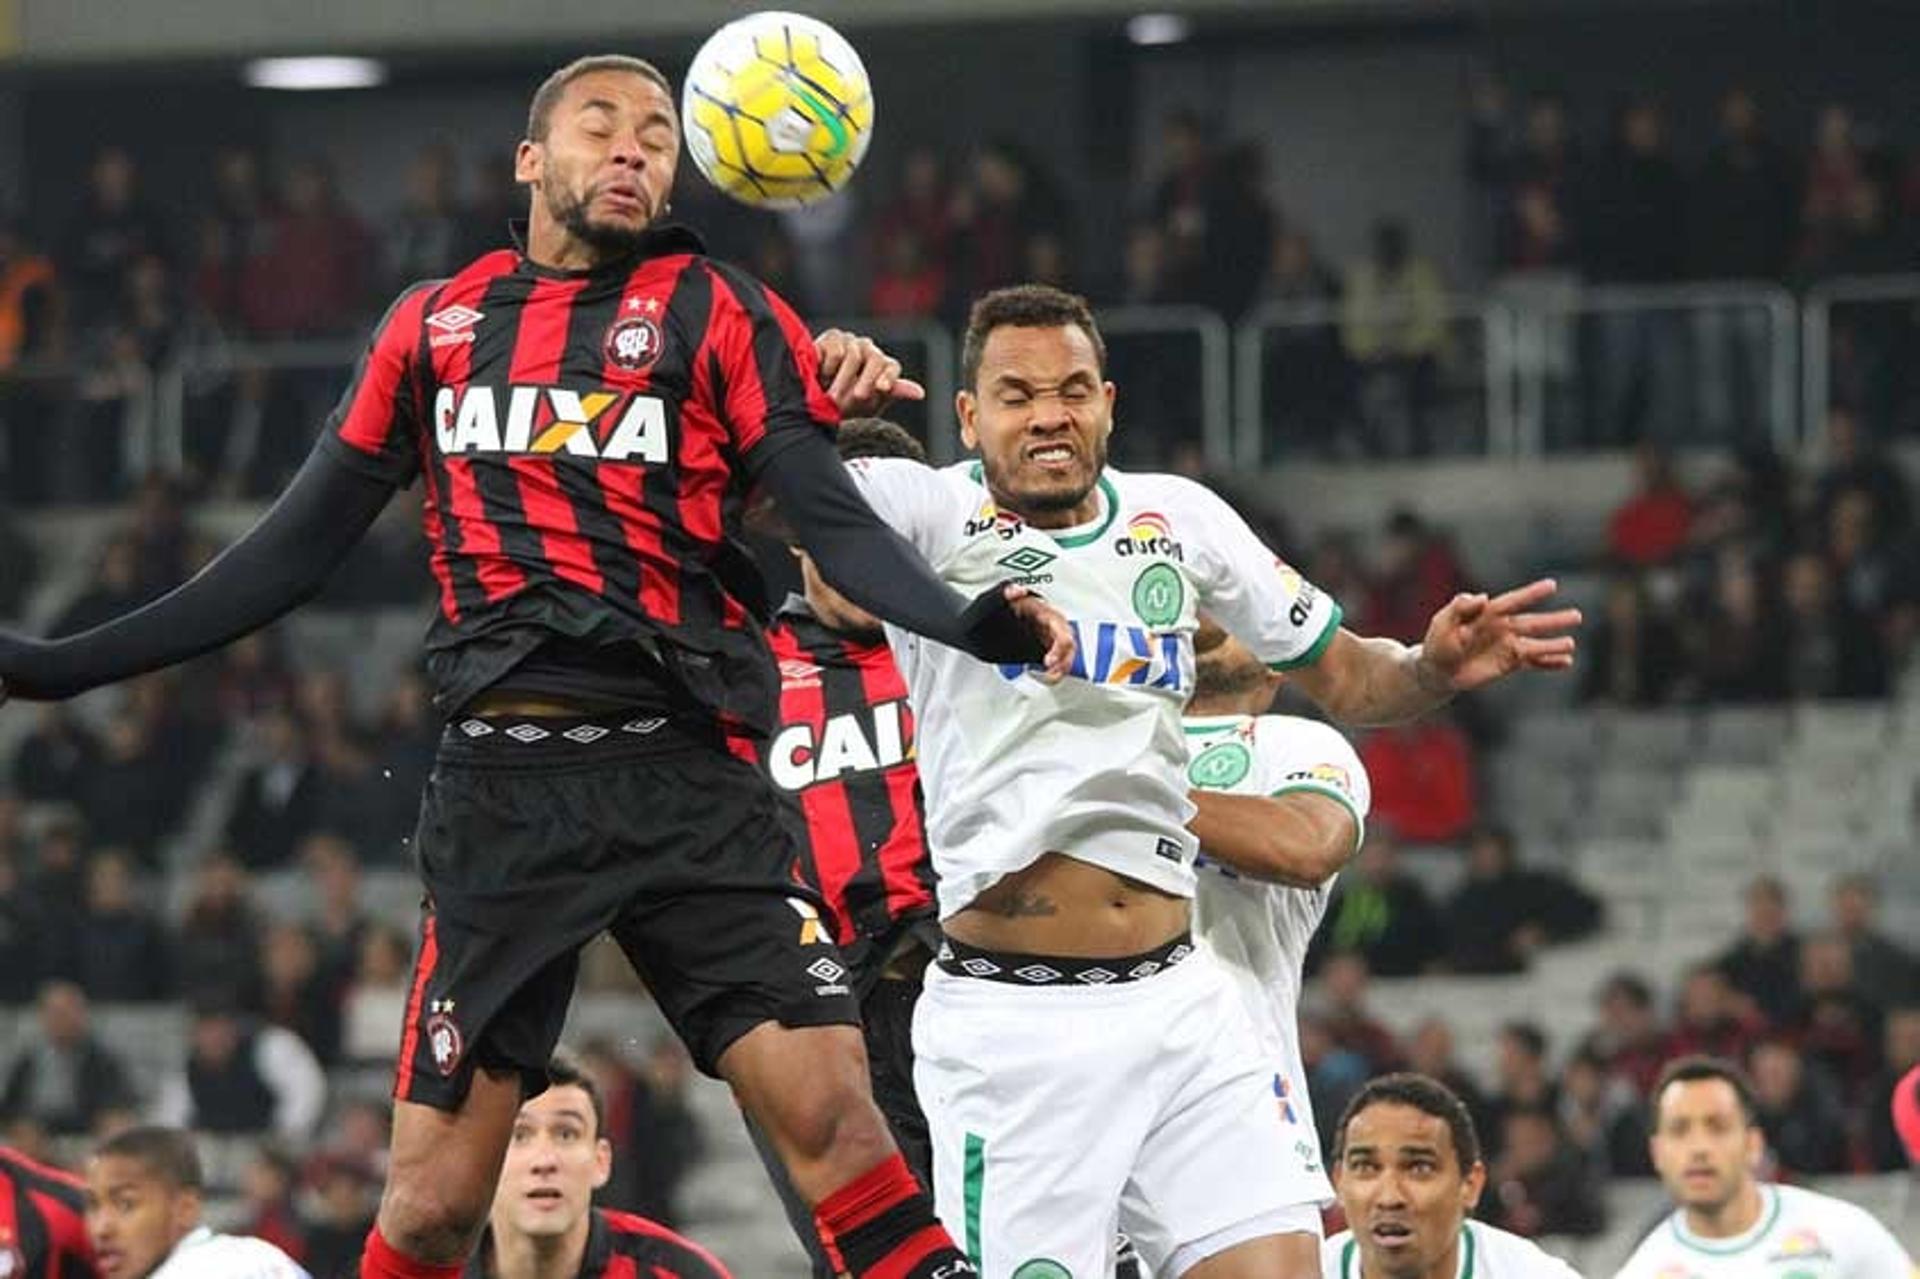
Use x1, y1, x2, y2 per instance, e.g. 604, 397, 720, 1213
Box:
426, 305, 483, 347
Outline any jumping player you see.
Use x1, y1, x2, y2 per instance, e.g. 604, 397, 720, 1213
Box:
0, 1144, 95, 1278
845, 283, 1578, 1277
0, 56, 1073, 1279
1121, 622, 1370, 1273
1322, 1074, 1582, 1278
1614, 1057, 1914, 1278
83, 1127, 308, 1279
463, 1053, 730, 1279
753, 417, 941, 1275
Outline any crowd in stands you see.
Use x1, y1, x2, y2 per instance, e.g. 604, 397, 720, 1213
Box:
1589, 412, 1920, 705
1302, 852, 1920, 1240
6, 78, 1920, 496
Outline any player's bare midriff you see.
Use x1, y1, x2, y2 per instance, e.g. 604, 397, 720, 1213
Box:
944, 851, 1190, 957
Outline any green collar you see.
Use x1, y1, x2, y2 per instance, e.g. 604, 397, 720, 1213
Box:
1341, 1226, 1475, 1279
1183, 715, 1250, 735
1671, 1185, 1780, 1256
966, 463, 1120, 547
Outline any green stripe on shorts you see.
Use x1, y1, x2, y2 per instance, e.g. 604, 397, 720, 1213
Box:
964, 1132, 986, 1267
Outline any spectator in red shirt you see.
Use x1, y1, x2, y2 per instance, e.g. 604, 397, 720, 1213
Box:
1608, 443, 1694, 567
1663, 965, 1765, 1064
239, 157, 371, 338
1361, 509, 1473, 644
1314, 951, 1402, 1076
1359, 712, 1477, 844
1579, 972, 1669, 1099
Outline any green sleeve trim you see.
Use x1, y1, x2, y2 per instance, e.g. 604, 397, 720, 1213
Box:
1269, 780, 1366, 854
1270, 600, 1343, 671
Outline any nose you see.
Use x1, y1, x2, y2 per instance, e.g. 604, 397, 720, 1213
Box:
1374, 1171, 1410, 1209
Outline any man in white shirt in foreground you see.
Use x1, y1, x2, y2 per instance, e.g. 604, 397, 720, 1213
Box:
1323, 1072, 1583, 1278
83, 1125, 309, 1279
1613, 1055, 1914, 1278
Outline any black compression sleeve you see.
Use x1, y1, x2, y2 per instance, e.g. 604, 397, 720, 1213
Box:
0, 443, 394, 701
747, 429, 1046, 665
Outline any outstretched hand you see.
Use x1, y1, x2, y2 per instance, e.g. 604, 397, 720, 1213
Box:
814, 328, 927, 417
1003, 584, 1075, 684
1419, 577, 1580, 693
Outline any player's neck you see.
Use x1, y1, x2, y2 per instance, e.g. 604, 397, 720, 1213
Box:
524, 209, 620, 274
992, 481, 1102, 532
1682, 1180, 1767, 1239
488, 1219, 590, 1279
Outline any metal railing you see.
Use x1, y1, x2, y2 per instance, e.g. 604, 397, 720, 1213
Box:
10, 274, 1920, 506
1236, 294, 1510, 466
1802, 273, 1920, 443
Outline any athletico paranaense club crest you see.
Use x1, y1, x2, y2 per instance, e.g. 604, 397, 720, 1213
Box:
426, 998, 463, 1076
605, 296, 664, 372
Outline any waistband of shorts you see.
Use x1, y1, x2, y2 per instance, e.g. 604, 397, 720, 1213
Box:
437, 709, 732, 765
933, 932, 1194, 986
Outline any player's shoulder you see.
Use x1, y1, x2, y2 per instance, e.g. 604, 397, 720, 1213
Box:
1319, 1229, 1355, 1277
0, 1145, 84, 1199
1610, 1212, 1678, 1276
1104, 466, 1221, 512
1466, 1219, 1586, 1275
598, 1208, 730, 1272
169, 1231, 308, 1277
1774, 1180, 1902, 1240
1252, 713, 1357, 761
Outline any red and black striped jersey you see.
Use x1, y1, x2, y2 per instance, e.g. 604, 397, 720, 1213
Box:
0, 1146, 95, 1278
462, 1207, 731, 1279
319, 224, 838, 732
764, 600, 935, 969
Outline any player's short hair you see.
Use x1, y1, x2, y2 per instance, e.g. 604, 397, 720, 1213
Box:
544, 1051, 607, 1139
838, 417, 928, 465
1332, 1072, 1482, 1171
93, 1126, 204, 1192
528, 55, 674, 141
1651, 1055, 1760, 1129
961, 284, 1107, 390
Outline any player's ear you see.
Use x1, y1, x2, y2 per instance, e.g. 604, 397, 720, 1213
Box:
1744, 1126, 1765, 1169
592, 1137, 612, 1190
514, 139, 544, 185
1459, 1160, 1487, 1212
171, 1186, 202, 1239
956, 390, 979, 451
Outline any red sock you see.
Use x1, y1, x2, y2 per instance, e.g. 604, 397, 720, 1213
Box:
360, 1225, 465, 1279
814, 1153, 975, 1279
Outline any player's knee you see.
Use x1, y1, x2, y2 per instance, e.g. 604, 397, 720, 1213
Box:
377, 1156, 495, 1260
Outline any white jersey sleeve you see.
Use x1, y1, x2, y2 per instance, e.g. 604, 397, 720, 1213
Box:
1261, 715, 1371, 853
152, 1228, 311, 1278
844, 456, 975, 562
1829, 1197, 1916, 1276
1175, 477, 1341, 670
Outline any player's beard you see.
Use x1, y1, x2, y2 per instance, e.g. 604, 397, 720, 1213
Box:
990, 432, 1108, 518
544, 176, 653, 258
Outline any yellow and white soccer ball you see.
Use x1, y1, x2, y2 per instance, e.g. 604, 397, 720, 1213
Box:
681, 10, 874, 209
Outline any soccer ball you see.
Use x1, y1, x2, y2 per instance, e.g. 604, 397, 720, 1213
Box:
681, 10, 875, 209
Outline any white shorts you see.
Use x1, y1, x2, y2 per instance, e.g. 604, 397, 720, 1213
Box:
914, 943, 1321, 1279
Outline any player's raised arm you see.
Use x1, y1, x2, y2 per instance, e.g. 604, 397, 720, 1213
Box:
707, 269, 1070, 675
0, 286, 433, 703
1184, 479, 1579, 725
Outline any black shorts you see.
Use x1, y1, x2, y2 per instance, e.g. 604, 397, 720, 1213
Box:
395, 711, 861, 1112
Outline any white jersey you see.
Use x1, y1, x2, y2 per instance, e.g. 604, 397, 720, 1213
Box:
1186, 712, 1367, 1193
851, 460, 1341, 917
150, 1226, 311, 1279
1612, 1183, 1914, 1278
1324, 1221, 1585, 1277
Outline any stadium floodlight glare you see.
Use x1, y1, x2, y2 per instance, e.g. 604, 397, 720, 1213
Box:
1126, 13, 1192, 45
244, 56, 388, 91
